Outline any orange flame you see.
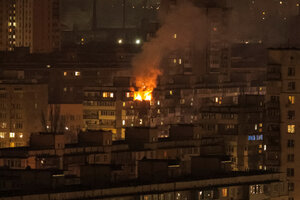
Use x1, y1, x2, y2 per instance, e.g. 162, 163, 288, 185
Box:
133, 88, 152, 101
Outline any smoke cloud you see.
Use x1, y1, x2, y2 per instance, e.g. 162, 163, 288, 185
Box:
132, 2, 207, 91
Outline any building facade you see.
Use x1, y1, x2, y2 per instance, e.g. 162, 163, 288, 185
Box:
0, 82, 48, 148
0, 0, 60, 53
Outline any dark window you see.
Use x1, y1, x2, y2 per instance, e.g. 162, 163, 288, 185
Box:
288, 82, 296, 90
288, 111, 295, 120
288, 182, 294, 191
288, 139, 295, 148
287, 168, 294, 177
288, 67, 295, 76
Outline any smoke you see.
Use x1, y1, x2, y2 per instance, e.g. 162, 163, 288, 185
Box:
132, 2, 206, 90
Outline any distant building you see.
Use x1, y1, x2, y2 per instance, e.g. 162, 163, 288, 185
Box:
0, 82, 48, 148
0, 0, 60, 53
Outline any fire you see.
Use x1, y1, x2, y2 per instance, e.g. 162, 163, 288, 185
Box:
133, 88, 152, 101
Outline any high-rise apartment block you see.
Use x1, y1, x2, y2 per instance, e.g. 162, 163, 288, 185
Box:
0, 0, 60, 53
0, 82, 48, 148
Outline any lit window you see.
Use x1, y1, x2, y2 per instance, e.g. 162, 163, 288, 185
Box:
263, 145, 267, 151
75, 71, 80, 76
63, 72, 67, 76
9, 132, 15, 138
222, 188, 228, 197
255, 124, 258, 130
123, 102, 126, 107
139, 119, 143, 125
179, 59, 182, 64
118, 39, 123, 44
288, 96, 295, 104
170, 90, 173, 95
103, 92, 108, 98
157, 101, 160, 105
126, 92, 130, 98
110, 93, 114, 98
173, 33, 177, 39
0, 132, 5, 138
248, 135, 255, 141
19, 133, 23, 138
122, 120, 125, 126
173, 59, 177, 64
288, 125, 295, 134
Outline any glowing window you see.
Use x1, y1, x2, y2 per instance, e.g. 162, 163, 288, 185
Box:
110, 93, 114, 98
19, 133, 23, 138
9, 132, 15, 138
0, 132, 5, 138
170, 90, 173, 95
179, 59, 182, 64
103, 92, 108, 98
173, 33, 177, 39
122, 120, 125, 126
288, 125, 295, 134
126, 92, 130, 98
288, 96, 295, 104
75, 71, 80, 76
222, 188, 228, 197
63, 72, 67, 76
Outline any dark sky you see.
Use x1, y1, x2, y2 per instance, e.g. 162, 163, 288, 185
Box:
61, 0, 160, 31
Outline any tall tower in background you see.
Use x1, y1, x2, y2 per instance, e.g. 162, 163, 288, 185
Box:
0, 0, 60, 53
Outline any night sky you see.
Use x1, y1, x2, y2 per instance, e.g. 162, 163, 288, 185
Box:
60, 0, 160, 30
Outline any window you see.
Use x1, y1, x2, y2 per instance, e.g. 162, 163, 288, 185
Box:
222, 188, 228, 197
287, 168, 295, 177
9, 132, 15, 138
288, 154, 294, 162
110, 93, 114, 98
0, 123, 7, 129
250, 184, 264, 194
288, 182, 294, 191
63, 72, 67, 76
122, 120, 125, 126
288, 67, 295, 76
74, 71, 80, 76
271, 96, 279, 102
288, 96, 295, 104
288, 82, 296, 90
288, 110, 295, 120
288, 125, 295, 134
0, 132, 5, 138
288, 139, 295, 148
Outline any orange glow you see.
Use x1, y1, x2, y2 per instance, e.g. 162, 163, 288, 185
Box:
132, 88, 152, 101
132, 68, 161, 101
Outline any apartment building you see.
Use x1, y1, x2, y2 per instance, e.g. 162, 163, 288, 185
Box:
0, 0, 60, 53
267, 48, 300, 200
0, 82, 48, 148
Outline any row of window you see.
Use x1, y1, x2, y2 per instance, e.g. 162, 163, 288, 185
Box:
0, 132, 23, 139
